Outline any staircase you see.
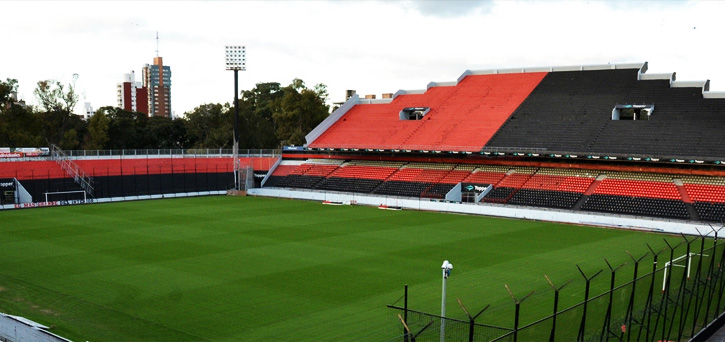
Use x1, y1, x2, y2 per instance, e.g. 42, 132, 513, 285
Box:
572, 174, 606, 210
674, 178, 700, 221
50, 145, 94, 198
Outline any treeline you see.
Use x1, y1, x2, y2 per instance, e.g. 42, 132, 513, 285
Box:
0, 78, 330, 150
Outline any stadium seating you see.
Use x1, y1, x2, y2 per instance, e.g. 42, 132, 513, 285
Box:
581, 194, 690, 219
308, 72, 547, 151
266, 63, 725, 224
486, 68, 725, 159
264, 160, 341, 189
263, 157, 714, 221
507, 168, 597, 208
681, 175, 725, 221
577, 172, 691, 219
461, 165, 509, 185
372, 162, 456, 197
486, 69, 639, 152
481, 168, 537, 203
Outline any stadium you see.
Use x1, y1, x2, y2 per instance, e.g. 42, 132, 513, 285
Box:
2, 61, 725, 341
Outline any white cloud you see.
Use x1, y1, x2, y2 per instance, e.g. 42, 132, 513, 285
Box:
2, 0, 725, 118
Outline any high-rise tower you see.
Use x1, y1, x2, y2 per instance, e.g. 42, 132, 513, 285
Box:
117, 70, 148, 114
142, 34, 172, 117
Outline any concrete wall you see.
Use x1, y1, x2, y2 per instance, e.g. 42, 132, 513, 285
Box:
1, 191, 226, 211
0, 313, 72, 342
247, 188, 712, 236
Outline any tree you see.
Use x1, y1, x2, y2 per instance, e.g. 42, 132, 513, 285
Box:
272, 79, 330, 146
238, 82, 283, 149
0, 78, 19, 106
147, 116, 188, 149
1, 78, 44, 147
60, 128, 80, 150
184, 103, 233, 149
0, 104, 43, 147
33, 79, 82, 146
103, 106, 148, 149
84, 110, 110, 150
34, 80, 78, 114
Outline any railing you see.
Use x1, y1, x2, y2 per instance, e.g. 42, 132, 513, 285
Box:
60, 148, 281, 158
296, 144, 725, 162
50, 145, 95, 197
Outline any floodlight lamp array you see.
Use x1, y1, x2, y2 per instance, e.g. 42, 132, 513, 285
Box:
225, 45, 246, 71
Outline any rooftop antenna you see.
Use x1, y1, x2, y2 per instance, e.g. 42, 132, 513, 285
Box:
155, 31, 159, 57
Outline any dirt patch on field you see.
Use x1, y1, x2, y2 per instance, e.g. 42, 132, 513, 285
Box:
40, 308, 57, 316
0, 286, 5, 292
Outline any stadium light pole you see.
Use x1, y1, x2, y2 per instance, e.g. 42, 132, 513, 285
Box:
225, 45, 246, 190
440, 260, 453, 342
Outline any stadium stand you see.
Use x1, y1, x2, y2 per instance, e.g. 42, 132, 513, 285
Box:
508, 168, 597, 208
315, 160, 404, 193
486, 66, 725, 159
308, 72, 547, 151
0, 156, 275, 204
260, 62, 725, 224
682, 175, 725, 221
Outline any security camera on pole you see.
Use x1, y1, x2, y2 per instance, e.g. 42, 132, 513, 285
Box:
441, 260, 453, 342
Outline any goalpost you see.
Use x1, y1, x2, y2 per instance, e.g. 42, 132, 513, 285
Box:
662, 252, 708, 292
44, 190, 87, 203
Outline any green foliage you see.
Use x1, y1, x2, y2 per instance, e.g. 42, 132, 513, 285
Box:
36, 106, 85, 147
272, 78, 329, 146
184, 103, 233, 149
0, 104, 43, 147
0, 77, 329, 149
84, 110, 110, 150
104, 106, 149, 149
33, 80, 78, 114
33, 79, 83, 147
239, 82, 281, 149
147, 116, 188, 148
0, 78, 19, 106
60, 128, 80, 150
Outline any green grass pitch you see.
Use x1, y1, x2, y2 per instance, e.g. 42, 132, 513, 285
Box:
0, 196, 680, 341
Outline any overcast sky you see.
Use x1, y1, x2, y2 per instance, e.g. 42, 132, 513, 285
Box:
3, 0, 724, 117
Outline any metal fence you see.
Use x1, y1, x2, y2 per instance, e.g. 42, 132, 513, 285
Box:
388, 231, 725, 341
61, 148, 281, 158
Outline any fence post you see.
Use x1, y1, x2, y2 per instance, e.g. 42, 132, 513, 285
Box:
655, 238, 683, 342
545, 275, 572, 342
404, 284, 409, 342
623, 251, 648, 342
576, 265, 602, 341
600, 259, 627, 341
640, 243, 665, 342
667, 234, 696, 341
702, 225, 724, 330
171, 152, 175, 194
686, 231, 708, 338
505, 284, 534, 342
457, 298, 489, 342
714, 237, 725, 320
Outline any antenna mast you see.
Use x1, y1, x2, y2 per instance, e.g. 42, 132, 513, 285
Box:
155, 32, 159, 57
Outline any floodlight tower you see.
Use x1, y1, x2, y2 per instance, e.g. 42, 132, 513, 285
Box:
441, 260, 453, 342
225, 45, 246, 190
